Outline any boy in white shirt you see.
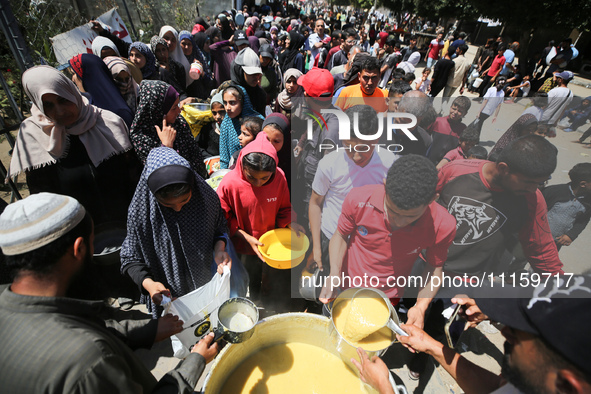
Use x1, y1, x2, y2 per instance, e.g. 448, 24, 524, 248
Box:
308, 105, 397, 273
475, 76, 507, 133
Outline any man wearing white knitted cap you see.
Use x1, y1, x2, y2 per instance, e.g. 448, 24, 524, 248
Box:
0, 193, 218, 393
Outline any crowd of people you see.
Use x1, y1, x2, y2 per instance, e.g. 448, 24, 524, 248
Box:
1, 2, 591, 393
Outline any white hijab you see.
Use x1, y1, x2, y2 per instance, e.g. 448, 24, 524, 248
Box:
9, 66, 131, 177
159, 25, 192, 87
91, 36, 121, 58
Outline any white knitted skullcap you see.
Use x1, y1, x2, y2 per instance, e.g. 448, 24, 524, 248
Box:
0, 193, 86, 256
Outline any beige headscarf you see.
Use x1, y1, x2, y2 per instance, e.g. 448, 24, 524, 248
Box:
276, 68, 303, 110
9, 65, 132, 177
103, 56, 139, 113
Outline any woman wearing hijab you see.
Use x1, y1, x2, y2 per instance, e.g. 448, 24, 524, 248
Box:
274, 68, 302, 121
246, 16, 259, 36
69, 53, 134, 127
209, 27, 238, 85
179, 30, 215, 99
261, 113, 292, 189
128, 42, 158, 80
219, 84, 264, 169
103, 56, 139, 114
159, 26, 193, 88
191, 16, 209, 34
150, 36, 187, 99
279, 31, 305, 73
248, 35, 260, 55
231, 47, 267, 115
217, 15, 233, 41
121, 147, 230, 318
9, 65, 140, 225
193, 32, 212, 73
92, 36, 120, 58
91, 36, 143, 84
130, 80, 206, 178
488, 114, 539, 160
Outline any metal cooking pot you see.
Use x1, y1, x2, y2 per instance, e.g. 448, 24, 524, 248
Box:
202, 313, 408, 394
212, 297, 258, 344
299, 267, 322, 302
325, 287, 399, 371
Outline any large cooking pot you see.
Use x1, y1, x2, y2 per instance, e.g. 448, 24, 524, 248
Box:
202, 313, 407, 394
325, 287, 400, 371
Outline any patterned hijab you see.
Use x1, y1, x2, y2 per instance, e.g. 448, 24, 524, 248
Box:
179, 30, 212, 80
120, 147, 227, 317
129, 42, 157, 79
159, 26, 192, 87
69, 53, 133, 127
130, 80, 206, 177
219, 84, 264, 169
489, 114, 538, 159
103, 56, 139, 113
9, 65, 131, 177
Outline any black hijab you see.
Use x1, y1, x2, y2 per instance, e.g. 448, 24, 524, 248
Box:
281, 31, 305, 73
194, 16, 209, 30
219, 16, 233, 40
193, 32, 209, 51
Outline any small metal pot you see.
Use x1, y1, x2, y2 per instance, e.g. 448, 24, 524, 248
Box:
213, 297, 259, 344
325, 287, 399, 371
299, 267, 322, 302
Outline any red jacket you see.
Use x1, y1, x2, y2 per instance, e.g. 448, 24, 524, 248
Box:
217, 133, 293, 254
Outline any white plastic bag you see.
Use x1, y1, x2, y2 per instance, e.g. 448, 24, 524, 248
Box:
165, 266, 231, 358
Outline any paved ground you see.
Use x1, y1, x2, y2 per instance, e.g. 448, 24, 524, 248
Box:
1, 44, 590, 393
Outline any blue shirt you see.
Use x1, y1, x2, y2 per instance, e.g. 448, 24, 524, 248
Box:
500, 49, 515, 76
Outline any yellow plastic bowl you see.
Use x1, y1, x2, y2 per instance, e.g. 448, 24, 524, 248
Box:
258, 228, 310, 269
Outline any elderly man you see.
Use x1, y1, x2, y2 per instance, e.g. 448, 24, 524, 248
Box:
0, 193, 219, 393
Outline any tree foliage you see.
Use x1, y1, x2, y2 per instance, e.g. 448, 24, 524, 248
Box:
377, 0, 590, 32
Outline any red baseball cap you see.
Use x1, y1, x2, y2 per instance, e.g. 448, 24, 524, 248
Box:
297, 68, 334, 97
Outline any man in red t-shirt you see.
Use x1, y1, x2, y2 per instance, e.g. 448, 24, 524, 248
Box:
408, 135, 564, 378
424, 32, 444, 68
378, 25, 391, 48
436, 135, 563, 277
319, 155, 456, 328
478, 45, 506, 96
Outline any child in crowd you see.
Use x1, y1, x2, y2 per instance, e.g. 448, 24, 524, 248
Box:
415, 67, 431, 93
308, 105, 397, 277
196, 91, 224, 158
427, 96, 471, 164
466, 145, 488, 159
261, 113, 291, 184
217, 132, 304, 310
543, 163, 591, 251
436, 125, 479, 170
387, 80, 412, 111
238, 117, 264, 147
219, 85, 264, 169
507, 74, 532, 101
228, 116, 264, 168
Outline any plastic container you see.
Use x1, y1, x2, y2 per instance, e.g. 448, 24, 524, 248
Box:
258, 228, 309, 269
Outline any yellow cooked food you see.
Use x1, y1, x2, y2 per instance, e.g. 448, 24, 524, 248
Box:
220, 342, 376, 394
333, 296, 393, 351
